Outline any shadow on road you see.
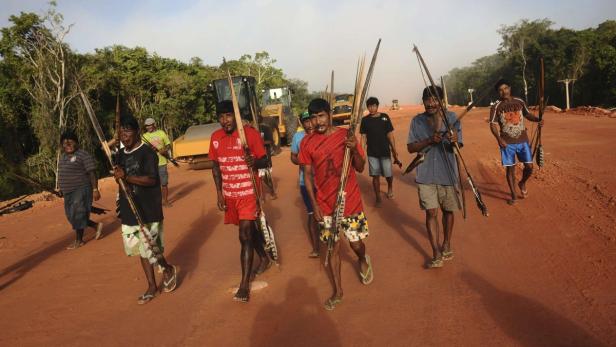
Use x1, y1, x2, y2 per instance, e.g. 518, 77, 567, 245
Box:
0, 215, 120, 292
169, 180, 206, 204
167, 207, 219, 287
462, 271, 607, 347
356, 174, 431, 261
0, 234, 72, 291
250, 276, 341, 347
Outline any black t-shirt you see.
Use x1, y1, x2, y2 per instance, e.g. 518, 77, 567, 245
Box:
359, 113, 394, 157
117, 143, 163, 225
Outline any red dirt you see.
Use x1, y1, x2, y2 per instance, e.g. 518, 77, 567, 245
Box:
1, 106, 615, 346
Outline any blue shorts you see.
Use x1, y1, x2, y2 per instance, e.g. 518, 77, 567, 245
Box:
368, 156, 392, 177
300, 185, 314, 214
500, 142, 532, 166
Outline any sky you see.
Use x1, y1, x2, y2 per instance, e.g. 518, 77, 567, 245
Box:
1, 0, 615, 104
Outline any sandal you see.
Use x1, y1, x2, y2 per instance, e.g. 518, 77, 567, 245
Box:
137, 293, 155, 305
428, 257, 444, 269
95, 222, 104, 240
386, 191, 394, 199
442, 250, 454, 261
324, 297, 343, 311
162, 265, 178, 293
359, 255, 374, 285
308, 251, 320, 258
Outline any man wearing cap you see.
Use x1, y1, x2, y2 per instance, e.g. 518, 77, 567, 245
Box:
489, 79, 544, 205
209, 100, 272, 303
114, 116, 178, 304
142, 118, 173, 207
290, 111, 319, 258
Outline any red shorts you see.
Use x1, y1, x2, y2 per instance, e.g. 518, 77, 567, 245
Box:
224, 197, 258, 225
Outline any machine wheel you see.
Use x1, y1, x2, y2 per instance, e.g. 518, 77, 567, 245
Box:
284, 113, 298, 144
271, 127, 281, 155
189, 160, 214, 170
262, 116, 281, 155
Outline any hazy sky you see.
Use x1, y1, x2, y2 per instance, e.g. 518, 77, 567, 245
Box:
2, 0, 614, 104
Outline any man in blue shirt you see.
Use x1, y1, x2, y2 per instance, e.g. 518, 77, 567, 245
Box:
407, 86, 462, 269
290, 111, 319, 258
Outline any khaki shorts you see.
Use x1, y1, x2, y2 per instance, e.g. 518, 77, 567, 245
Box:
417, 184, 460, 211
320, 212, 369, 243
122, 222, 164, 260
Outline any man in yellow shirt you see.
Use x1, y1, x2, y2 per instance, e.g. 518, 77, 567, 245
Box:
142, 118, 172, 207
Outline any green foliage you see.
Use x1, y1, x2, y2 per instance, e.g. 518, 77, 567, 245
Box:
446, 19, 616, 108
0, 8, 310, 200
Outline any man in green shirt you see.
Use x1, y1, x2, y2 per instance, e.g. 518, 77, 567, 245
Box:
142, 118, 172, 207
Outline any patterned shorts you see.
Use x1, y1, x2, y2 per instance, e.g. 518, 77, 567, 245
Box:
122, 222, 164, 261
319, 212, 369, 243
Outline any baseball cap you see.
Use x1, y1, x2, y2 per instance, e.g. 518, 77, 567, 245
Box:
299, 111, 312, 121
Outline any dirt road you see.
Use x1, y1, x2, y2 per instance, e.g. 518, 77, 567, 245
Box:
1, 106, 615, 346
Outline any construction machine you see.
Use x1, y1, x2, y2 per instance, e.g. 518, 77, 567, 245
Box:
261, 86, 297, 144
391, 99, 400, 110
172, 75, 286, 169
331, 93, 354, 125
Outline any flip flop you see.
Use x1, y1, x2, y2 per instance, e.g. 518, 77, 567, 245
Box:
427, 257, 444, 269
359, 255, 374, 285
162, 265, 178, 293
386, 192, 394, 199
442, 250, 454, 261
308, 251, 320, 258
137, 293, 155, 305
324, 297, 342, 311
95, 222, 104, 240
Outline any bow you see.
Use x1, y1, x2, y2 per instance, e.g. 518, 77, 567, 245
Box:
78, 82, 163, 265
531, 57, 545, 167
225, 67, 279, 262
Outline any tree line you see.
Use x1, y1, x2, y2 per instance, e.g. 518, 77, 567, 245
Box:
0, 5, 316, 200
445, 19, 616, 109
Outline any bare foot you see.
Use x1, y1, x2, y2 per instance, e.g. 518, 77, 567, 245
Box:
233, 287, 250, 302
518, 182, 528, 199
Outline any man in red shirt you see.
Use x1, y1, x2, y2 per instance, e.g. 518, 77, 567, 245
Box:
209, 100, 272, 302
299, 98, 373, 311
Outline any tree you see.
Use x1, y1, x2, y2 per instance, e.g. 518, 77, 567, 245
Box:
499, 19, 553, 102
